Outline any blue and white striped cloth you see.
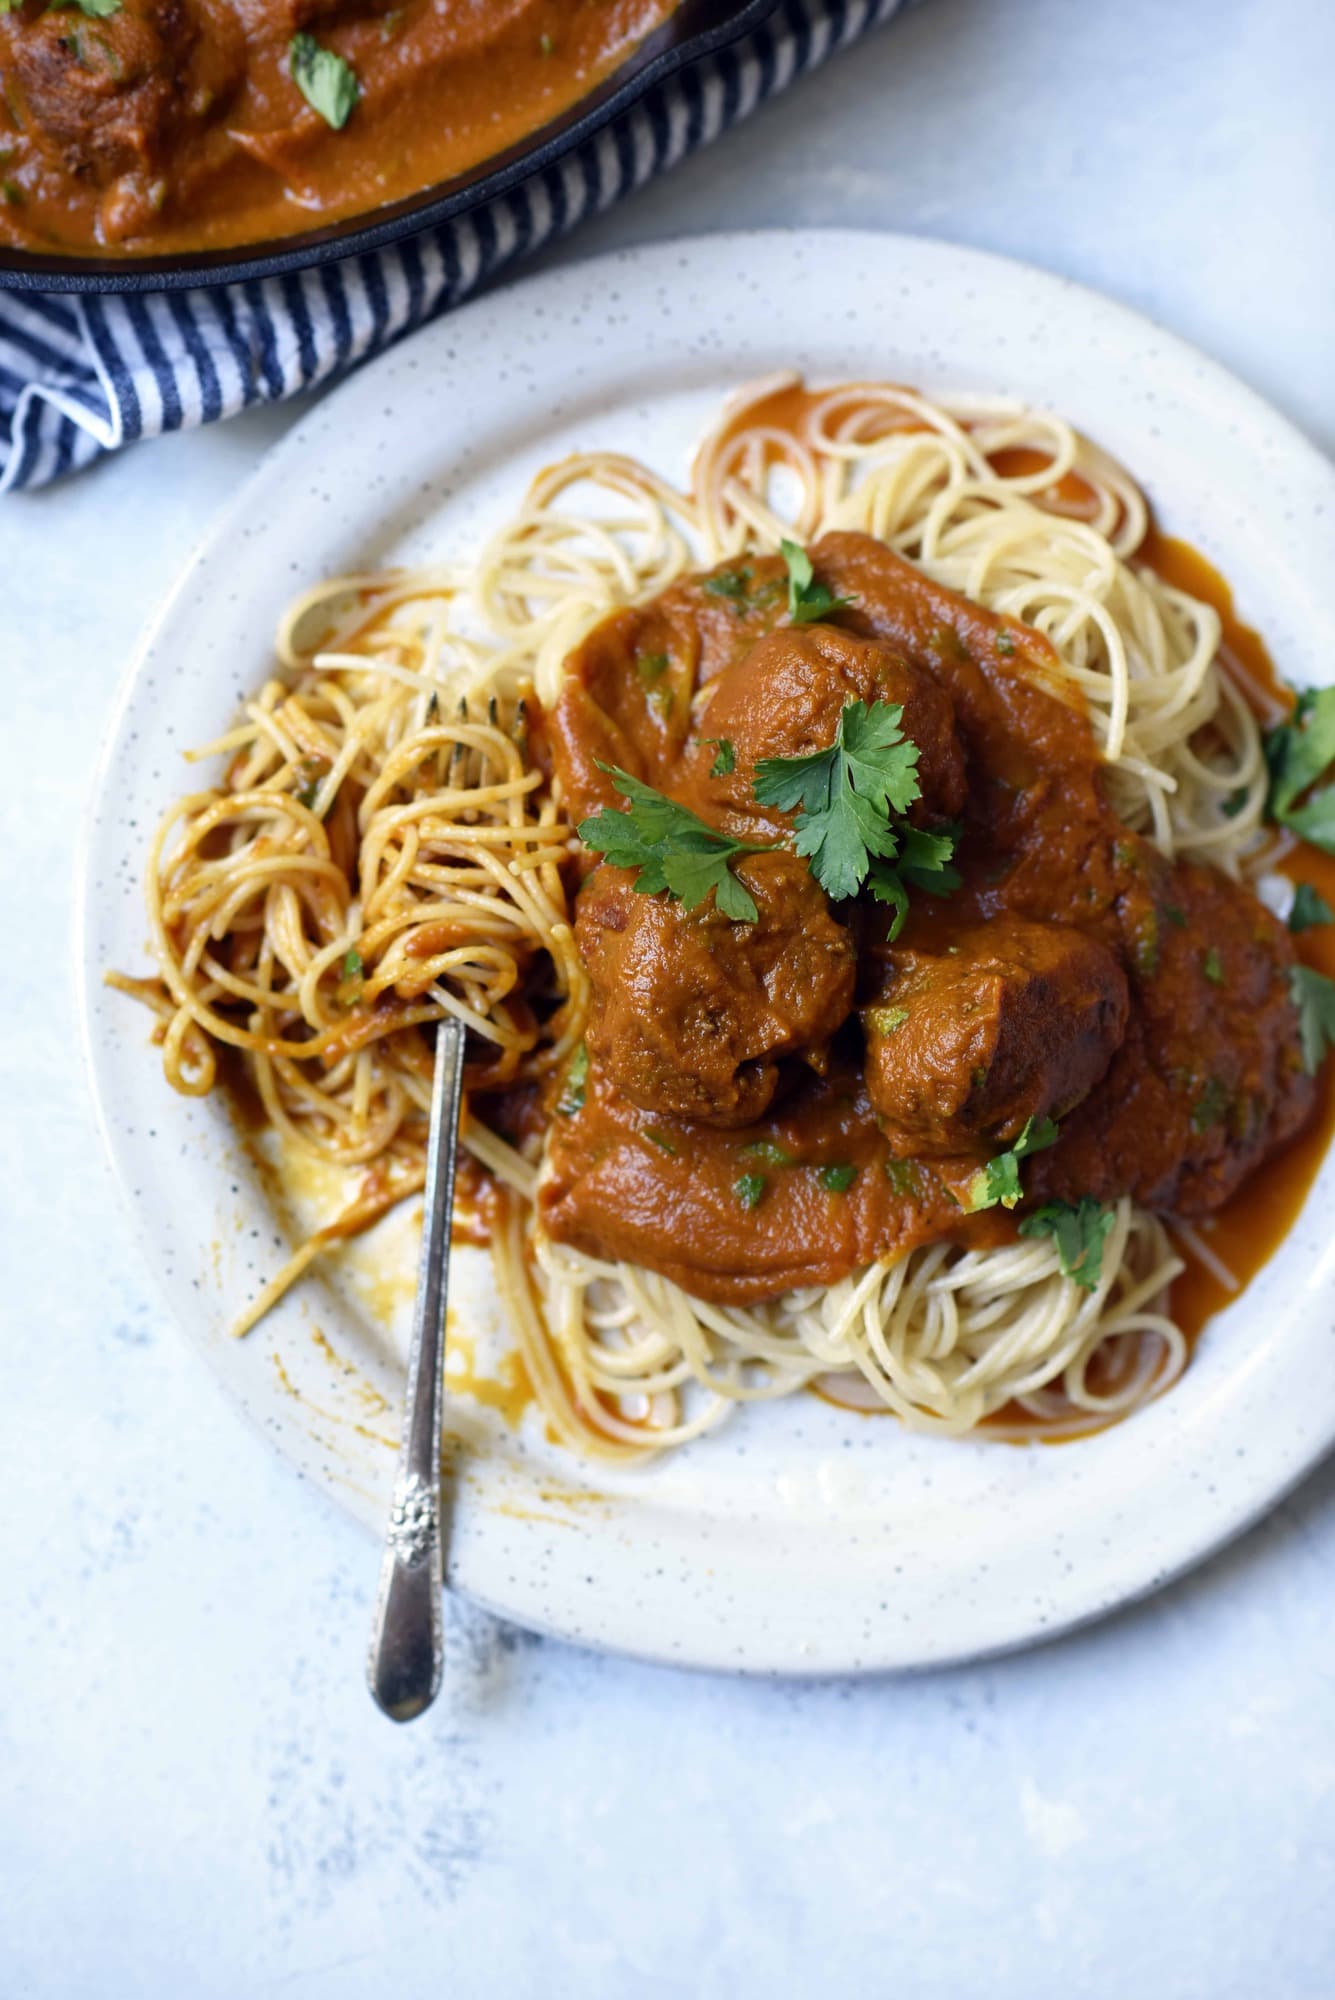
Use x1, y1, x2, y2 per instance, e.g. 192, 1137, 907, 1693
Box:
0, 0, 904, 495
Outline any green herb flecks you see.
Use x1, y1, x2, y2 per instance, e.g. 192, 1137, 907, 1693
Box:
817, 1163, 858, 1194
556, 1044, 588, 1118
1018, 1198, 1115, 1291
965, 1116, 1059, 1213
705, 736, 736, 778
335, 947, 364, 1009
734, 1172, 767, 1211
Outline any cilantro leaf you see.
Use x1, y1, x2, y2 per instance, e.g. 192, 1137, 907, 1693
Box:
290, 33, 359, 129
579, 763, 772, 922
965, 1115, 1059, 1213
705, 736, 735, 777
1265, 688, 1335, 852
817, 1163, 858, 1194
733, 1172, 767, 1210
867, 822, 961, 938
1018, 1199, 1116, 1291
753, 699, 922, 902
1290, 882, 1334, 933
1289, 963, 1335, 1073
780, 540, 854, 626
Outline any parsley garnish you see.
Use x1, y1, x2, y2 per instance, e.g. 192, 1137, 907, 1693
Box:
994, 630, 1016, 657
1018, 1199, 1115, 1291
1265, 688, 1335, 851
734, 1172, 767, 1210
753, 698, 933, 903
866, 822, 963, 940
965, 1115, 1059, 1213
579, 763, 772, 923
1202, 947, 1224, 985
1289, 963, 1335, 1073
705, 736, 735, 777
780, 539, 853, 626
556, 1045, 588, 1118
740, 1140, 793, 1165
290, 33, 359, 129
643, 1128, 678, 1155
1290, 883, 1334, 933
636, 651, 669, 684
817, 1163, 858, 1194
866, 1004, 909, 1035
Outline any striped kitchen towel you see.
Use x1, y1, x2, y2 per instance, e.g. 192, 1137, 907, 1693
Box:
0, 0, 906, 495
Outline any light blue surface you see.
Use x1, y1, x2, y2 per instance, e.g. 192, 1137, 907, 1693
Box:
3, 2, 1333, 1994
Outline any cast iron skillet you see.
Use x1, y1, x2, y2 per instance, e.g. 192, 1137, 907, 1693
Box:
0, 0, 778, 294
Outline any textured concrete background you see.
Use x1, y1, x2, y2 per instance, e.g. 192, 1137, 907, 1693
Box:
3, 2, 1333, 1994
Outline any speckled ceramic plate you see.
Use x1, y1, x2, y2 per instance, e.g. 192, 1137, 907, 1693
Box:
77, 231, 1335, 1674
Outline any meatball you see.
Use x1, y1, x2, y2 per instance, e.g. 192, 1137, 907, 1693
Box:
576, 852, 857, 1128
3, 1, 244, 238
697, 623, 966, 834
864, 915, 1129, 1156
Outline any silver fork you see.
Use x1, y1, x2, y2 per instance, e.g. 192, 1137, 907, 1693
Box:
366, 1016, 467, 1721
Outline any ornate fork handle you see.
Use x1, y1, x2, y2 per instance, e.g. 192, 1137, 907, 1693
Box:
366, 1018, 467, 1721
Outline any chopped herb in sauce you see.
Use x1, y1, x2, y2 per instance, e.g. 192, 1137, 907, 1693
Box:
1202, 947, 1225, 985
705, 736, 736, 777
290, 33, 359, 130
965, 1115, 1059, 1213
636, 651, 669, 684
866, 1004, 909, 1035
780, 539, 853, 626
334, 947, 364, 1009
740, 1140, 793, 1165
994, 631, 1016, 657
733, 1172, 767, 1210
643, 1127, 678, 1156
1018, 1199, 1115, 1291
817, 1163, 857, 1194
703, 565, 754, 612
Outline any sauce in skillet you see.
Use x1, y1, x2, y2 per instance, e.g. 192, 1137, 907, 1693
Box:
0, 0, 674, 255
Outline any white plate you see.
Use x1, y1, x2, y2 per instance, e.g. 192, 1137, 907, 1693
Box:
78, 230, 1335, 1675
